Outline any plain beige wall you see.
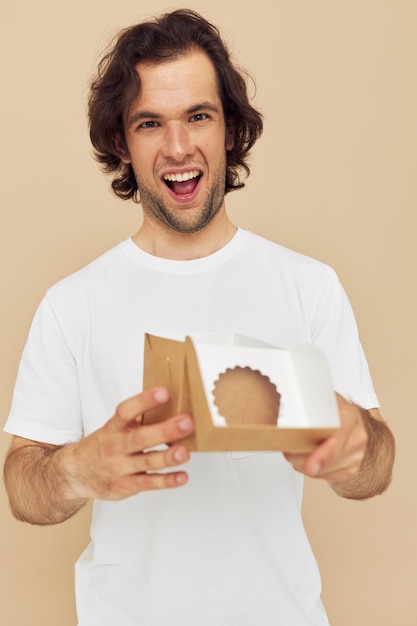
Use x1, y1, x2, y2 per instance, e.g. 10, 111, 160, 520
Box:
1, 1, 416, 624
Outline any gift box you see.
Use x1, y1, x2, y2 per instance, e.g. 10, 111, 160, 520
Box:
142, 333, 340, 452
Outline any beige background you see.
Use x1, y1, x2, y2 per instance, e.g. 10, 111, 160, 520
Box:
1, 1, 416, 624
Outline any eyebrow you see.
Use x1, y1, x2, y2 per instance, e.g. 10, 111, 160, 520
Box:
127, 111, 160, 129
127, 101, 221, 129
187, 102, 220, 115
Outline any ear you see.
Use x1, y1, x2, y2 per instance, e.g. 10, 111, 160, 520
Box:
225, 121, 235, 152
113, 132, 131, 164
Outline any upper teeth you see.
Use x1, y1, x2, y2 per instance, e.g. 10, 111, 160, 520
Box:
163, 170, 200, 182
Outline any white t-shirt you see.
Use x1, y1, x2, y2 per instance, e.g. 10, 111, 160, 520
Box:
5, 229, 378, 626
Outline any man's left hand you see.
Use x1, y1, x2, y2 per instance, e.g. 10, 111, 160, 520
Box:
284, 393, 369, 484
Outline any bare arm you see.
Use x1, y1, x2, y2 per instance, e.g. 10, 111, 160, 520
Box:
329, 405, 395, 499
4, 437, 87, 525
3, 387, 194, 525
284, 394, 395, 500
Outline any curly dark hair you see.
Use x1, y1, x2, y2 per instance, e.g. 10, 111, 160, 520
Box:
88, 9, 263, 202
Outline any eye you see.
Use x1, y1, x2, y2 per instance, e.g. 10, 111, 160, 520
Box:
190, 113, 209, 123
139, 120, 160, 129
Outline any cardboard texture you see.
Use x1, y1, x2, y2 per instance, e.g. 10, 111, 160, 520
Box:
143, 333, 340, 453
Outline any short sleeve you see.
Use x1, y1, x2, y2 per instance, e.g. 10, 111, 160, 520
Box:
309, 268, 379, 410
4, 295, 83, 444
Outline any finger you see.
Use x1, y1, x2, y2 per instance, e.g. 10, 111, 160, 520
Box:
120, 468, 190, 496
304, 436, 339, 476
130, 443, 191, 474
283, 452, 308, 474
112, 388, 170, 431
136, 470, 190, 490
302, 399, 361, 475
286, 436, 364, 480
103, 467, 190, 500
284, 436, 339, 477
126, 413, 194, 455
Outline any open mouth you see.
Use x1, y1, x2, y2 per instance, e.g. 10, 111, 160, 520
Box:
163, 169, 202, 197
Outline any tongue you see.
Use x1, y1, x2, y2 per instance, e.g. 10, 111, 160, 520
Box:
171, 178, 198, 196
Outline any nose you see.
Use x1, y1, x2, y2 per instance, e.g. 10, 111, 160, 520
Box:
161, 122, 194, 161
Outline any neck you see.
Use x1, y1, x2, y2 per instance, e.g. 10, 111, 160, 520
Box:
132, 210, 237, 260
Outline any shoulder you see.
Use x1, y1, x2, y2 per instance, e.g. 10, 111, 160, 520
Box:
37, 240, 135, 329
46, 240, 131, 300
242, 229, 337, 279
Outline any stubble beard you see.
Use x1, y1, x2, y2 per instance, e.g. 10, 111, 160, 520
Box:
134, 163, 227, 235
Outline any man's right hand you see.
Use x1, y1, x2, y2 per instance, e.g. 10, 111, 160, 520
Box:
64, 387, 194, 500
4, 387, 194, 524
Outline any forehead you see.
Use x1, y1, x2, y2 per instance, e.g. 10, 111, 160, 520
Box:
132, 49, 221, 111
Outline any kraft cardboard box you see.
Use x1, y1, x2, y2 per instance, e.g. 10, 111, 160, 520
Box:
142, 333, 340, 453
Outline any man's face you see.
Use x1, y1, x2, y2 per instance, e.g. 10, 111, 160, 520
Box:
121, 49, 233, 234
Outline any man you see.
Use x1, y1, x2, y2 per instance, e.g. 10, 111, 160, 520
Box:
4, 9, 394, 626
